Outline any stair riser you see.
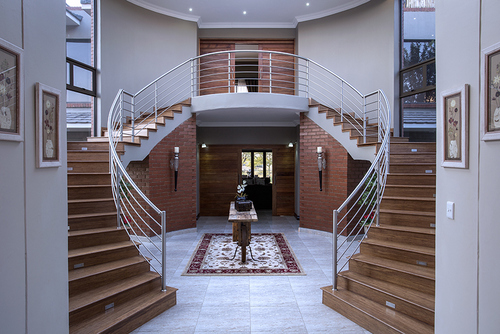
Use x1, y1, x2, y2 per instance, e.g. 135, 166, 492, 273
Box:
389, 165, 436, 174
69, 261, 150, 297
368, 228, 435, 248
349, 260, 435, 295
390, 143, 436, 154
68, 200, 116, 216
360, 243, 435, 269
68, 162, 109, 173
68, 186, 113, 200
390, 154, 435, 164
69, 245, 139, 271
379, 212, 435, 228
67, 142, 124, 151
69, 230, 130, 250
384, 186, 436, 198
322, 288, 402, 334
380, 199, 435, 212
387, 174, 436, 185
68, 174, 111, 186
101, 290, 177, 334
68, 152, 110, 161
69, 214, 117, 231
69, 276, 159, 326
337, 275, 434, 326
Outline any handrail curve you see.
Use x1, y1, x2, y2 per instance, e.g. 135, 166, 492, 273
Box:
106, 50, 391, 291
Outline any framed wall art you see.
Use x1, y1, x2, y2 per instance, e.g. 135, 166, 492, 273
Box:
36, 83, 61, 168
0, 38, 23, 141
481, 41, 500, 141
441, 84, 469, 169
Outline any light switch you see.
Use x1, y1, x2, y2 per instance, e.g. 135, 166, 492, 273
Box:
446, 201, 454, 220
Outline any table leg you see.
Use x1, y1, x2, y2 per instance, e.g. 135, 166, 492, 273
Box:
241, 224, 247, 263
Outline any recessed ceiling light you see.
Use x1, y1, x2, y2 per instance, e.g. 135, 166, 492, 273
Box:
189, 8, 193, 12
243, 11, 247, 15
306, 2, 310, 6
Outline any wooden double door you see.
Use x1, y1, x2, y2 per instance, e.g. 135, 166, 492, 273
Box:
199, 145, 295, 216
198, 39, 296, 96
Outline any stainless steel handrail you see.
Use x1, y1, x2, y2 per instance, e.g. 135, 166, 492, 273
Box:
106, 50, 391, 292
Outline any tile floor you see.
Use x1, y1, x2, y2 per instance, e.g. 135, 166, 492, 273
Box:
132, 211, 370, 333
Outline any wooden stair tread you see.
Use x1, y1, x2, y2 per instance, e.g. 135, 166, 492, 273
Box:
383, 196, 435, 202
68, 226, 125, 237
339, 271, 435, 311
68, 240, 137, 258
68, 256, 146, 282
375, 225, 436, 235
69, 271, 159, 312
363, 238, 435, 256
69, 212, 117, 220
68, 160, 109, 163
68, 197, 114, 204
68, 184, 112, 189
379, 208, 435, 217
68, 172, 110, 176
385, 184, 435, 188
388, 172, 435, 176
69, 286, 177, 334
352, 254, 435, 280
322, 286, 434, 334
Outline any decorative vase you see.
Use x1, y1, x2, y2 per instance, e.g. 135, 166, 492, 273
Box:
235, 198, 252, 211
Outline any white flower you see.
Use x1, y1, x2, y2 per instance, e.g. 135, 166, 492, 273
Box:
0, 106, 12, 129
494, 75, 500, 85
0, 83, 6, 96
450, 99, 456, 108
45, 139, 54, 158
494, 107, 500, 129
45, 100, 52, 109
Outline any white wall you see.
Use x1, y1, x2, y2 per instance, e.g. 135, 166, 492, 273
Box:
100, 0, 198, 128
0, 1, 68, 333
435, 0, 500, 333
297, 0, 396, 121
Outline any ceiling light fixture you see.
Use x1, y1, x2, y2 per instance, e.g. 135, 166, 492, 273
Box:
243, 11, 247, 15
306, 3, 310, 6
189, 8, 193, 12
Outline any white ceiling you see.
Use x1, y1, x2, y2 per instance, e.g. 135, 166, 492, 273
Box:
127, 0, 371, 29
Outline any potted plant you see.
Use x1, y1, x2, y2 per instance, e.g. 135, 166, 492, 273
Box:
235, 180, 252, 211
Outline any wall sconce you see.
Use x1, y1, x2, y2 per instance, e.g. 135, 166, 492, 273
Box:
288, 142, 294, 148
201, 143, 207, 148
170, 147, 179, 191
317, 147, 326, 191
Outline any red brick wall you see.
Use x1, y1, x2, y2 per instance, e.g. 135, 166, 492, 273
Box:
299, 114, 370, 233
126, 116, 197, 234
148, 116, 197, 232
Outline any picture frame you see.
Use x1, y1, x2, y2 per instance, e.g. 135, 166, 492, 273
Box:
36, 83, 61, 168
481, 41, 500, 141
441, 84, 469, 169
0, 37, 23, 141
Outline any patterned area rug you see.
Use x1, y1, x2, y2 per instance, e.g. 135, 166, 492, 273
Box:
182, 233, 305, 276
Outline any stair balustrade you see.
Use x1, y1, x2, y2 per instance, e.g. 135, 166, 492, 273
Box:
107, 51, 391, 291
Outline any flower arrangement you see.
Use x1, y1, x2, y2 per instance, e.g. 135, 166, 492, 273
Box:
235, 180, 247, 200
360, 212, 375, 226
490, 68, 500, 129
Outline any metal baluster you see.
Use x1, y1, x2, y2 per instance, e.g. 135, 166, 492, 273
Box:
116, 168, 122, 229
269, 54, 272, 93
363, 95, 366, 144
131, 95, 135, 144
332, 209, 338, 291
341, 81, 344, 122
161, 210, 167, 291
154, 82, 158, 123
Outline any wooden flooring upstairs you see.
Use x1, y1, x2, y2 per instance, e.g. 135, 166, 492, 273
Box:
323, 141, 436, 334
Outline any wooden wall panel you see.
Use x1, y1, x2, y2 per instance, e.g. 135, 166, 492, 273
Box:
199, 144, 295, 216
199, 42, 235, 95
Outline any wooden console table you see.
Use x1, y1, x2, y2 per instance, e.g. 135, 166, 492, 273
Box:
228, 201, 258, 263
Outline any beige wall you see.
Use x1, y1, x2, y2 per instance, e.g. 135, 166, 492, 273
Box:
436, 0, 500, 332
0, 0, 68, 333
297, 0, 396, 123
100, 0, 198, 128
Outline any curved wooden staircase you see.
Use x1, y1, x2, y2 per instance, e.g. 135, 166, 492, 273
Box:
67, 101, 191, 333
322, 142, 436, 334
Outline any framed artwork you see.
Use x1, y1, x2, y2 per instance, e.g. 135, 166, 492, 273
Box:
0, 38, 23, 141
481, 41, 500, 141
36, 83, 61, 168
441, 84, 469, 169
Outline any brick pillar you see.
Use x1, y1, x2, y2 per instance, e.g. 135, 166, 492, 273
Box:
299, 114, 369, 234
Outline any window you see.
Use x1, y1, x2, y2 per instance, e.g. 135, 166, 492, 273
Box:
242, 150, 273, 184
400, 0, 436, 141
